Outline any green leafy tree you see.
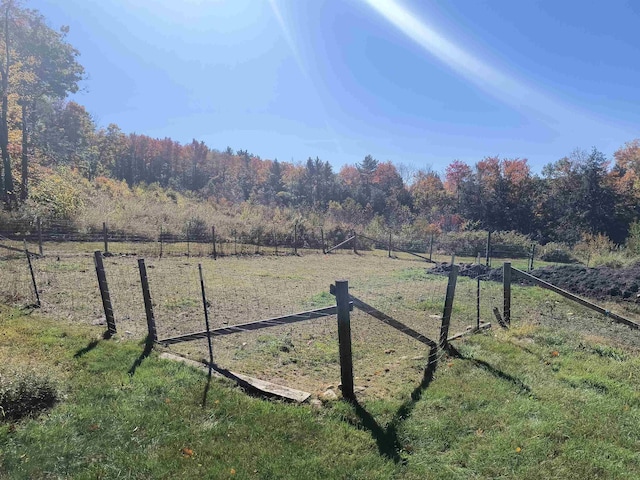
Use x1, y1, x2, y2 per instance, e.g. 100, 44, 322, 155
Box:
0, 0, 83, 205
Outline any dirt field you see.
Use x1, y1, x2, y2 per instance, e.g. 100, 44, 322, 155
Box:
2, 245, 640, 399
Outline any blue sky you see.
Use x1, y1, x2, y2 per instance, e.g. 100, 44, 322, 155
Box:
35, 0, 640, 174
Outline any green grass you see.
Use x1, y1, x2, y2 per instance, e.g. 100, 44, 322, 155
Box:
2, 304, 640, 479
0, 306, 394, 479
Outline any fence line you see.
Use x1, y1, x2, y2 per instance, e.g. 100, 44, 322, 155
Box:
1, 218, 554, 265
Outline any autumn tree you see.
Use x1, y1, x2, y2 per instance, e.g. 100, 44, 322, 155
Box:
0, 0, 83, 205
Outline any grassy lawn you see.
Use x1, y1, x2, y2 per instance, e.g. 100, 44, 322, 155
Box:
2, 303, 640, 479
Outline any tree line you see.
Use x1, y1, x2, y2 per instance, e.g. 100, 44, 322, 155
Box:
2, 0, 640, 247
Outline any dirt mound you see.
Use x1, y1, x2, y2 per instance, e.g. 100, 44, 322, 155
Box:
523, 264, 640, 302
431, 262, 640, 303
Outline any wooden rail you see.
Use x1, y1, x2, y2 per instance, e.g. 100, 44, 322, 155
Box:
325, 235, 355, 254
511, 267, 640, 330
348, 295, 437, 348
0, 242, 40, 257
357, 233, 435, 263
158, 305, 342, 346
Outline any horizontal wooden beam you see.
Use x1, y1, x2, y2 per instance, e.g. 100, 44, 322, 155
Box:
158, 305, 339, 346
358, 233, 435, 263
511, 267, 639, 330
0, 243, 40, 258
349, 295, 437, 348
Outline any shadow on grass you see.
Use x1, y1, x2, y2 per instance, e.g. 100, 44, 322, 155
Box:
73, 331, 113, 358
347, 345, 439, 463
446, 343, 532, 395
201, 367, 213, 408
128, 336, 154, 376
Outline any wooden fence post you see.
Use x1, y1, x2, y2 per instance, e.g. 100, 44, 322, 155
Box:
439, 264, 459, 349
103, 222, 108, 255
335, 280, 355, 401
138, 259, 157, 344
529, 244, 535, 271
198, 264, 214, 366
476, 276, 481, 330
321, 228, 326, 254
503, 262, 511, 326
37, 217, 43, 257
212, 226, 217, 260
24, 244, 40, 308
94, 251, 116, 335
186, 222, 191, 258
485, 231, 492, 267
274, 228, 278, 255
294, 222, 298, 255
429, 233, 434, 262
388, 232, 392, 258
159, 225, 164, 258
352, 232, 357, 254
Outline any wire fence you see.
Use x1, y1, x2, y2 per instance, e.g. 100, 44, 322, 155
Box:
0, 243, 509, 398
11, 241, 636, 396
1, 218, 552, 267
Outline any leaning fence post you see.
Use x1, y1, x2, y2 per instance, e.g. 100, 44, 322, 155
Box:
24, 243, 40, 308
138, 259, 158, 344
352, 232, 358, 254
503, 262, 511, 326
335, 280, 355, 401
94, 251, 116, 335
439, 264, 459, 350
103, 222, 109, 255
198, 264, 214, 366
321, 228, 326, 254
37, 217, 43, 257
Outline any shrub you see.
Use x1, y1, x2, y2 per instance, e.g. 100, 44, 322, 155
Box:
538, 242, 577, 264
0, 367, 60, 422
28, 167, 87, 220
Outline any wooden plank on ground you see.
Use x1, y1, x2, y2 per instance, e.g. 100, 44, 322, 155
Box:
158, 305, 339, 345
447, 322, 492, 341
159, 352, 311, 403
512, 268, 640, 330
350, 296, 437, 348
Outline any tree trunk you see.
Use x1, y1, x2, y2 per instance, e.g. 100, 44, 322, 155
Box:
20, 101, 27, 200
0, 1, 14, 207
